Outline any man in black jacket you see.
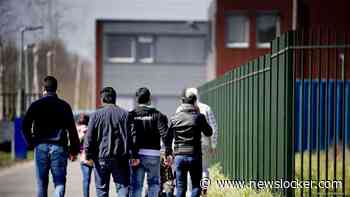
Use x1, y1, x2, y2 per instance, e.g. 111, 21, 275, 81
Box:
84, 87, 130, 197
166, 93, 212, 197
129, 87, 170, 197
22, 76, 80, 197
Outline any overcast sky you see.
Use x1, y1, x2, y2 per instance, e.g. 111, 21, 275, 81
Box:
3, 0, 213, 61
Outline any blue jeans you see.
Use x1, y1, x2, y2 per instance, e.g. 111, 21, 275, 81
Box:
174, 155, 202, 197
80, 163, 93, 197
34, 143, 68, 197
93, 158, 129, 197
131, 155, 160, 197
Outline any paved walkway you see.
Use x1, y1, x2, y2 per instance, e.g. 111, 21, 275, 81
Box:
0, 160, 119, 197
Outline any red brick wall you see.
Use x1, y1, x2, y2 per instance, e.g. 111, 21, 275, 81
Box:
215, 0, 293, 76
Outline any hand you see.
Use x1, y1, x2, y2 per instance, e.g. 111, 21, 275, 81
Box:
84, 159, 94, 166
69, 154, 77, 161
131, 159, 140, 167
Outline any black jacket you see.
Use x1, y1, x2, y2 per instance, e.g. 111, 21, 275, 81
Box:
22, 93, 80, 155
128, 105, 169, 159
167, 104, 212, 156
84, 104, 130, 160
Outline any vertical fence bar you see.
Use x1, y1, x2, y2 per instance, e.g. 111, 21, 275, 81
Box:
316, 27, 322, 196
221, 75, 225, 175
231, 70, 236, 178
271, 39, 277, 180
286, 31, 296, 197
234, 68, 238, 178
280, 32, 287, 195
238, 66, 242, 178
258, 57, 263, 180
227, 72, 232, 177
325, 28, 330, 196
333, 31, 338, 197
273, 34, 281, 182
342, 32, 347, 196
275, 35, 280, 180
245, 63, 247, 180
228, 70, 233, 177
253, 59, 261, 180
307, 29, 313, 197
300, 29, 305, 197
248, 62, 252, 180
241, 65, 244, 179
250, 61, 254, 180
221, 75, 226, 175
268, 54, 273, 180
249, 60, 256, 180
278, 34, 286, 182
260, 56, 266, 180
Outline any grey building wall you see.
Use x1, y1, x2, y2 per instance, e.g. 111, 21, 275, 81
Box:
103, 63, 206, 115
101, 21, 208, 116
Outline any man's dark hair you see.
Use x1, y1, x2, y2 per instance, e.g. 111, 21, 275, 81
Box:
100, 87, 117, 104
136, 87, 151, 104
43, 76, 58, 92
182, 94, 197, 105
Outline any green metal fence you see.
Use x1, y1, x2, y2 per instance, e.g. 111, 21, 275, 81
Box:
199, 30, 350, 196
199, 32, 294, 182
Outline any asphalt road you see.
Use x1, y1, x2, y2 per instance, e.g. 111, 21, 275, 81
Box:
0, 160, 108, 197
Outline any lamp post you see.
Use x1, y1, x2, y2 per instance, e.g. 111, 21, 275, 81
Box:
13, 25, 43, 160
0, 41, 3, 121
16, 25, 44, 117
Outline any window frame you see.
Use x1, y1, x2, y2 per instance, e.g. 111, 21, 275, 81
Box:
105, 34, 136, 63
154, 34, 207, 65
136, 35, 155, 63
225, 12, 250, 49
256, 12, 281, 49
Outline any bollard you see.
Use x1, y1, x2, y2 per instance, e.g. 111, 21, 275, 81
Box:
14, 117, 27, 160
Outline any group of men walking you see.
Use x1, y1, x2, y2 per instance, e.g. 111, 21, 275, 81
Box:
22, 76, 218, 197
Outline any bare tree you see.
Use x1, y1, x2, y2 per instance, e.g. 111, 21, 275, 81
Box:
0, 0, 20, 39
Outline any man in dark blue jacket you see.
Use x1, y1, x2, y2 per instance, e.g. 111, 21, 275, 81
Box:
84, 87, 131, 197
22, 76, 80, 197
128, 87, 170, 197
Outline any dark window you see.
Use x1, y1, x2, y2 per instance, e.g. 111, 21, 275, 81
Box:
155, 36, 205, 64
106, 35, 135, 63
136, 36, 154, 63
256, 13, 280, 48
226, 14, 249, 48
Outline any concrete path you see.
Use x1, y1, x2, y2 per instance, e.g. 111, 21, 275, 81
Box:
0, 160, 117, 197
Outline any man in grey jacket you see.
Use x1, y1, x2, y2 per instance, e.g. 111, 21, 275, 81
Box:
84, 87, 131, 197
